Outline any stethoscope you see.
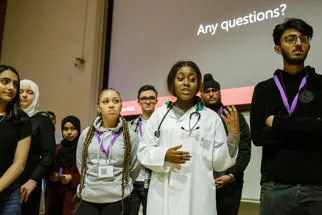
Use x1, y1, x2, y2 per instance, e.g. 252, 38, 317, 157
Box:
154, 101, 202, 138
180, 111, 201, 133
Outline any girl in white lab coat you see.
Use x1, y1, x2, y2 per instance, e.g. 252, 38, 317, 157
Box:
137, 61, 240, 215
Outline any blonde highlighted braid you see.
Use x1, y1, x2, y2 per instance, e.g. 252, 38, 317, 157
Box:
78, 121, 95, 199
120, 116, 132, 204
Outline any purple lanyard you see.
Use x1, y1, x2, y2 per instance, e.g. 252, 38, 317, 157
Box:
58, 167, 63, 175
138, 119, 143, 137
273, 74, 307, 115
95, 131, 119, 157
218, 106, 224, 115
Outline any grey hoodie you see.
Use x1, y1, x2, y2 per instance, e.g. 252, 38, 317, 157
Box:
76, 116, 140, 203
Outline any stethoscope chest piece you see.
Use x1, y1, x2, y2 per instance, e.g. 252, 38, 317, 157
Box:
154, 130, 160, 138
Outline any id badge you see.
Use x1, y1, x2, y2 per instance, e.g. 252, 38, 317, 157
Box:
98, 165, 114, 178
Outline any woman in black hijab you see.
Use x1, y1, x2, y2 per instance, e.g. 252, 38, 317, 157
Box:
46, 116, 81, 215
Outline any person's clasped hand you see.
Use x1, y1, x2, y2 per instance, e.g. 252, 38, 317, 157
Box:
165, 144, 191, 164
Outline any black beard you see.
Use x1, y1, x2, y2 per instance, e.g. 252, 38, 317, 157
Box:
205, 102, 222, 112
281, 49, 307, 65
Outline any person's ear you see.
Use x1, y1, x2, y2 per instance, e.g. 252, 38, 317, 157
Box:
274, 45, 282, 55
97, 105, 100, 114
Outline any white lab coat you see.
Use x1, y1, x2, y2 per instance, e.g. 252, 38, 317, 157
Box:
137, 103, 237, 215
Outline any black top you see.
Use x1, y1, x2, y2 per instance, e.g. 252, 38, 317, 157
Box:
251, 66, 322, 184
19, 112, 56, 184
211, 105, 251, 183
0, 114, 31, 176
225, 111, 251, 183
0, 112, 31, 197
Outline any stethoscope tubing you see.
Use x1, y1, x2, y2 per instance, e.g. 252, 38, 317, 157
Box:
154, 103, 201, 137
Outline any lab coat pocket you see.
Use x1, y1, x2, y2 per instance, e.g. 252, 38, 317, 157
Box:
169, 171, 189, 191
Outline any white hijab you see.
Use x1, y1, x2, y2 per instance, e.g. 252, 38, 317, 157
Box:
20, 79, 40, 117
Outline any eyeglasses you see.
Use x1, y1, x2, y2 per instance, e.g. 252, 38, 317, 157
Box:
139, 96, 156, 102
284, 34, 311, 45
203, 88, 219, 94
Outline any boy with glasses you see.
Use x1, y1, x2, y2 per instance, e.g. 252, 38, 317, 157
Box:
251, 18, 322, 215
128, 85, 158, 215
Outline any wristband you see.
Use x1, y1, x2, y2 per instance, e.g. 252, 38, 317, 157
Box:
228, 173, 235, 183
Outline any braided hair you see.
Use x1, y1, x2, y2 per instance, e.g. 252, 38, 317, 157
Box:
78, 89, 132, 211
78, 121, 95, 198
120, 116, 132, 207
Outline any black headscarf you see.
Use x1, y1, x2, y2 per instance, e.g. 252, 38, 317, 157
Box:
58, 116, 81, 168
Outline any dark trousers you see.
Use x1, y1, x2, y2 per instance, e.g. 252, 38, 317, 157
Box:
260, 182, 322, 215
76, 197, 130, 215
46, 185, 76, 215
129, 182, 148, 215
21, 184, 41, 215
216, 182, 243, 215
0, 188, 21, 215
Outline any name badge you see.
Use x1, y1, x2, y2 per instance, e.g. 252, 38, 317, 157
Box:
98, 165, 114, 178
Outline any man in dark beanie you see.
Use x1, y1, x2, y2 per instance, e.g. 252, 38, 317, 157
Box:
202, 74, 222, 112
201, 73, 251, 215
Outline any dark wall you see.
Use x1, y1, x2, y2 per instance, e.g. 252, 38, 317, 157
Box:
0, 0, 7, 60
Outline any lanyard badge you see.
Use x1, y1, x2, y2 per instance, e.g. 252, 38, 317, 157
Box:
95, 131, 119, 178
98, 166, 114, 178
